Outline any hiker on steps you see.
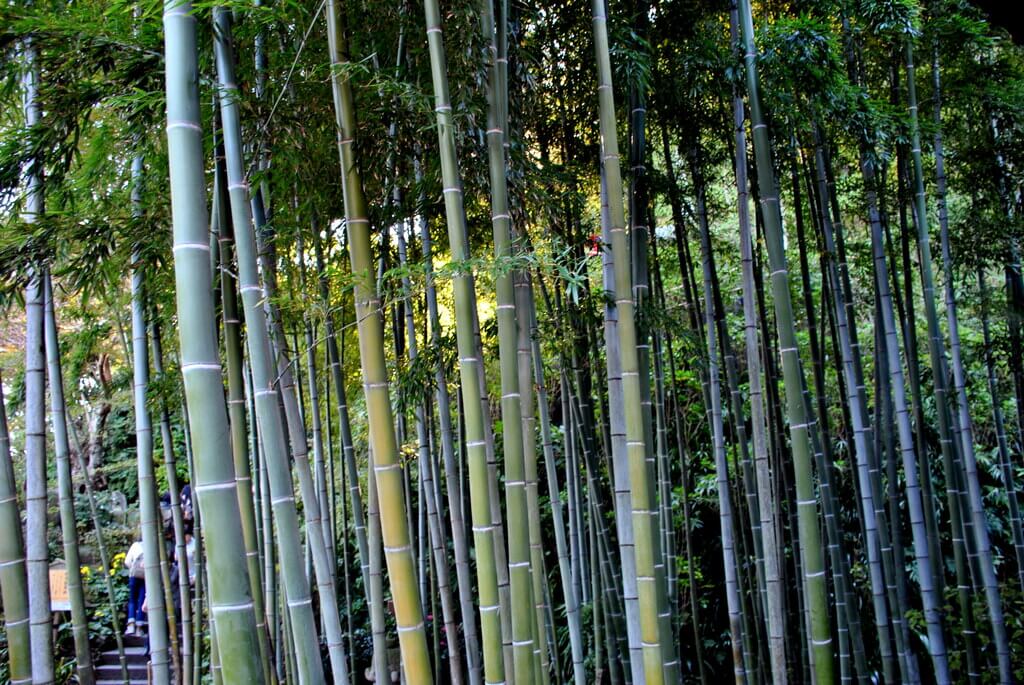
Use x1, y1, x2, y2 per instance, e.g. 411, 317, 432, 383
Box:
124, 535, 147, 637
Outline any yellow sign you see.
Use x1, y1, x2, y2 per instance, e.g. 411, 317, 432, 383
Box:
50, 568, 70, 611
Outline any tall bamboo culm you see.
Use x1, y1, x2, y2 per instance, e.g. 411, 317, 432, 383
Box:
44, 273, 95, 685
326, 0, 433, 680
480, 0, 541, 680
0, 371, 32, 685
590, 0, 668, 680
23, 32, 54, 682
129, 240, 172, 685
927, 45, 1011, 682
737, 1, 834, 680
420, 0, 505, 681
162, 0, 267, 678
211, 9, 330, 684
727, 6, 784, 677
151, 319, 197, 685
208, 125, 268, 683
693, 155, 746, 683
413, 158, 484, 685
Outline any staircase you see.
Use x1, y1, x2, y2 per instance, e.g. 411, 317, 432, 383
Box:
95, 634, 149, 684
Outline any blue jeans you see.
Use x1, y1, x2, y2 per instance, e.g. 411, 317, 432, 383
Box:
127, 576, 147, 626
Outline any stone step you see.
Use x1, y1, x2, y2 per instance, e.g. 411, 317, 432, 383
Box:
98, 645, 149, 665
95, 662, 149, 681
121, 634, 148, 649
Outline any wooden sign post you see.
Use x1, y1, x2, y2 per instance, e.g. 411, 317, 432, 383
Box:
50, 564, 70, 612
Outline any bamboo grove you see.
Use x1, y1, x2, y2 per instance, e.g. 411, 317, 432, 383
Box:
1, 0, 1024, 682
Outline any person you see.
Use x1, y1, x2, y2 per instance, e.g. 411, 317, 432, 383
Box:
184, 528, 197, 586
124, 536, 147, 636
180, 483, 193, 526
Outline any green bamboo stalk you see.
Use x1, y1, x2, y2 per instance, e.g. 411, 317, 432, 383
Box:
988, 112, 1024, 451
893, 137, 969, 681
43, 273, 95, 685
325, 1, 432, 679
522, 273, 586, 685
909, 37, 1003, 679
927, 45, 1011, 682
562, 369, 584, 633
322, 343, 339, 592
267, 309, 343, 650
150, 320, 196, 685
419, 0, 506, 680
211, 10, 330, 684
598, 159, 642, 684
128, 244, 171, 685
366, 445, 389, 685
842, 43, 916, 678
515, 271, 554, 684
0, 371, 31, 685
155, 503, 181, 682
693, 156, 746, 683
868, 128, 950, 681
479, 1, 541, 678
323, 343, 357, 681
888, 111, 946, 598
724, 19, 784, 673
591, 0, 668, 675
798, 136, 879, 685
182, 403, 205, 685
658, 123, 709, 685
412, 157, 484, 685
623, 7, 677, 681
69, 395, 131, 684
208, 153, 270, 679
162, 0, 267, 677
22, 33, 53, 683
978, 269, 1024, 590
26, 278, 53, 685
871, 292, 919, 684
396, 221, 465, 685
737, 2, 833, 680
312, 231, 372, 607
299, 268, 334, 584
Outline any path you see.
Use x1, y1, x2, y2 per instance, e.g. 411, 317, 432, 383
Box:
95, 634, 149, 685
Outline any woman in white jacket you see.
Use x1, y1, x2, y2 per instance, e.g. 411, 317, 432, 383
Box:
124, 537, 147, 636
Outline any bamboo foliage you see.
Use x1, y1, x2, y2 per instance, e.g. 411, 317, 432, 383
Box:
7, 2, 1024, 684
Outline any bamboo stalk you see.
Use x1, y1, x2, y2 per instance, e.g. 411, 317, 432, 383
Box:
162, 0, 267, 676
326, 1, 433, 679
479, 1, 542, 678
43, 273, 95, 685
0, 370, 32, 685
419, 0, 507, 680
737, 2, 833, 679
